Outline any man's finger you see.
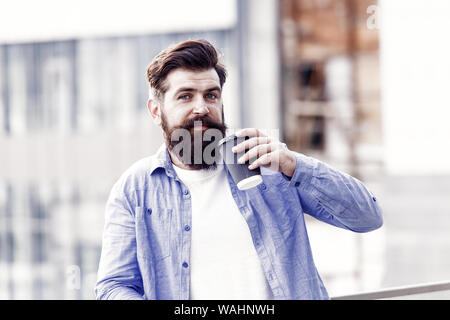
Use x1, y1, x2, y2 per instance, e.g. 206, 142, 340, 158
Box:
232, 136, 272, 154
238, 143, 277, 164
235, 128, 266, 138
248, 150, 281, 171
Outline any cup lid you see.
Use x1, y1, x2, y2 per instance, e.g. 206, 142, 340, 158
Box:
217, 133, 237, 147
236, 175, 263, 190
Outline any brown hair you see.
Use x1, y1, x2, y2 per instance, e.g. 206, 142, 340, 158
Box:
146, 39, 227, 102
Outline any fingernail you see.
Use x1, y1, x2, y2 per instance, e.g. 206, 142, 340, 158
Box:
232, 147, 237, 153
238, 157, 244, 164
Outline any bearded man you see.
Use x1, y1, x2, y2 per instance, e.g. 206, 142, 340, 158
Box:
95, 39, 383, 300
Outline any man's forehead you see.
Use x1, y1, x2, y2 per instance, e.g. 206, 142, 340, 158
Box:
165, 68, 221, 92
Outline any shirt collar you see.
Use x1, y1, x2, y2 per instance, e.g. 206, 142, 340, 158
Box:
150, 143, 175, 176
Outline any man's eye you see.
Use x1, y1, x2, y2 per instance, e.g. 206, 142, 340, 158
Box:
179, 94, 190, 100
206, 93, 217, 100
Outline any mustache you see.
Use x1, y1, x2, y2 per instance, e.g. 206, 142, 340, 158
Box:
174, 115, 225, 131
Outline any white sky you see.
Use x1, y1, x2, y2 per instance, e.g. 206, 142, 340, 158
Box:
0, 0, 237, 43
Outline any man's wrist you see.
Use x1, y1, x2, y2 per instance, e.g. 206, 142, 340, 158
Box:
282, 151, 297, 178
287, 151, 316, 189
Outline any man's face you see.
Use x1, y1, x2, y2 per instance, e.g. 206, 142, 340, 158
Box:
157, 68, 227, 170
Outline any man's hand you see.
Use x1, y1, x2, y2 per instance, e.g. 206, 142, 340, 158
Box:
232, 128, 297, 178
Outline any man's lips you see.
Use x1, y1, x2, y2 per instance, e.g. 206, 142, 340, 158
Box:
192, 125, 209, 131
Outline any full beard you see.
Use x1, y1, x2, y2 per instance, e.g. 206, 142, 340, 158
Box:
161, 111, 228, 170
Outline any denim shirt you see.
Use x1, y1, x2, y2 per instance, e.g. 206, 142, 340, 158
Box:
95, 144, 383, 300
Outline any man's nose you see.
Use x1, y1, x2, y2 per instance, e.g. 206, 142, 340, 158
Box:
192, 104, 209, 115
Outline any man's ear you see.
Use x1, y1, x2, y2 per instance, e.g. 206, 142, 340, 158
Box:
147, 98, 162, 126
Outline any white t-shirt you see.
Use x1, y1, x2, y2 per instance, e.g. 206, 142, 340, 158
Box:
173, 161, 273, 300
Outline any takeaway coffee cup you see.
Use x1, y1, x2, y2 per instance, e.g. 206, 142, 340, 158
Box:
218, 134, 263, 190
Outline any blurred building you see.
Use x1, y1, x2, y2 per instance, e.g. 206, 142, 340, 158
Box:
276, 0, 450, 298
279, 0, 385, 295
280, 0, 382, 175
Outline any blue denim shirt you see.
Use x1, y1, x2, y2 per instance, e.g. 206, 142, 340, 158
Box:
95, 144, 382, 300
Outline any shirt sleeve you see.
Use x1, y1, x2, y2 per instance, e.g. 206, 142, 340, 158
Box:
285, 151, 383, 233
95, 183, 145, 300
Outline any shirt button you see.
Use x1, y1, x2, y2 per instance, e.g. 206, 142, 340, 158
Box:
183, 189, 189, 195
259, 184, 267, 191
373, 197, 377, 202
184, 225, 191, 231
146, 208, 152, 215
182, 262, 189, 268
294, 182, 300, 187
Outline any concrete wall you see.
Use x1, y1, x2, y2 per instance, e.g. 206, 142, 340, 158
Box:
380, 0, 450, 175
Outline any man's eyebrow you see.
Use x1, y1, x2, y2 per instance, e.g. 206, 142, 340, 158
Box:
173, 86, 221, 96
205, 86, 221, 93
173, 87, 195, 96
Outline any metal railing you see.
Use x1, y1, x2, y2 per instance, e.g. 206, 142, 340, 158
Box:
331, 280, 450, 300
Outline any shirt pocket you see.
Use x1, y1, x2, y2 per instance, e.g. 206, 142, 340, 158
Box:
135, 206, 172, 261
